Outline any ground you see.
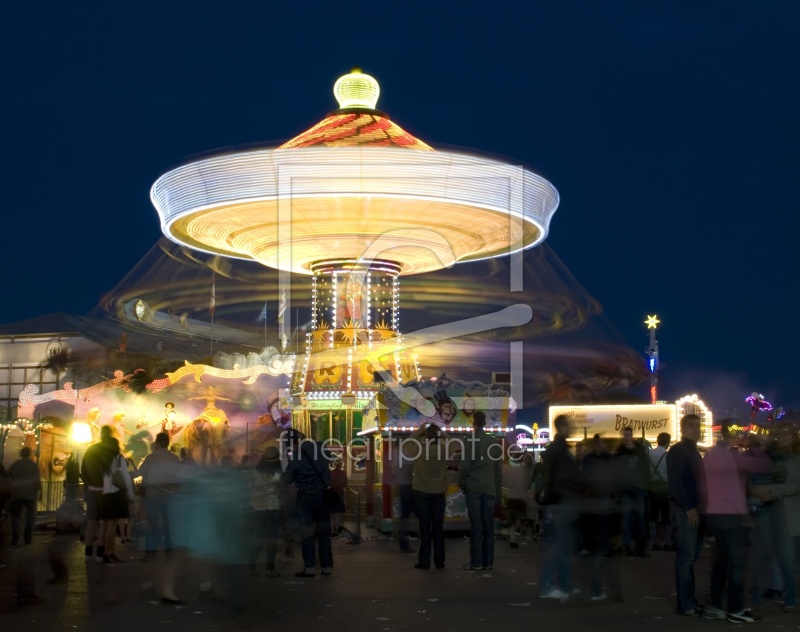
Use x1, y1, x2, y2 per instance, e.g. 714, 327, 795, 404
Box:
0, 526, 796, 630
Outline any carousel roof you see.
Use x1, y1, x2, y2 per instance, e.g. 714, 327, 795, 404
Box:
279, 71, 432, 151
151, 69, 559, 276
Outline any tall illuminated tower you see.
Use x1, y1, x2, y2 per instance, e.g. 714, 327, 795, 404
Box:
644, 314, 660, 404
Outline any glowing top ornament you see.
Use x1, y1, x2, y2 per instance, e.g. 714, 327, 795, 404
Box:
645, 315, 660, 329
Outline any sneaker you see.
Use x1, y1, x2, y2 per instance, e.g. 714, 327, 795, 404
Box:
702, 605, 726, 620
482, 565, 493, 571
679, 606, 704, 616
539, 588, 567, 599
265, 569, 281, 578
727, 609, 759, 623
590, 592, 607, 601
462, 563, 482, 571
414, 563, 431, 570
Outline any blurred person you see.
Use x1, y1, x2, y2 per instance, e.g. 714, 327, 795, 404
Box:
748, 432, 784, 612
409, 421, 449, 569
249, 446, 286, 577
8, 446, 41, 547
667, 413, 705, 616
581, 434, 624, 602
701, 419, 771, 622
138, 432, 180, 563
537, 414, 583, 599
459, 411, 502, 571
329, 459, 347, 536
616, 426, 650, 557
503, 445, 533, 549
648, 432, 673, 551
753, 422, 800, 613
80, 425, 118, 561
120, 454, 139, 543
99, 436, 136, 563
283, 428, 334, 577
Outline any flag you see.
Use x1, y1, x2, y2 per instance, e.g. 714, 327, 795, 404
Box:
276, 290, 286, 324
256, 302, 267, 323
209, 275, 216, 315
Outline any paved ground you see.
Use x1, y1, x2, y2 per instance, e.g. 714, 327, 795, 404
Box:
0, 526, 798, 631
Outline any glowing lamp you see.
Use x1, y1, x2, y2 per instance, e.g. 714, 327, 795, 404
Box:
70, 422, 93, 444
334, 68, 380, 110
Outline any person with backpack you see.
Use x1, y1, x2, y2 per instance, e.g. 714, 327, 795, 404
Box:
648, 432, 672, 551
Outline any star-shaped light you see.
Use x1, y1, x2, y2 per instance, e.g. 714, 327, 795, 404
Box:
645, 315, 660, 329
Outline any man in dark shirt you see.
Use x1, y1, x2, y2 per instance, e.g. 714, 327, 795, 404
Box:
8, 447, 41, 546
616, 426, 650, 556
537, 414, 582, 599
667, 413, 705, 616
79, 426, 117, 561
283, 429, 333, 578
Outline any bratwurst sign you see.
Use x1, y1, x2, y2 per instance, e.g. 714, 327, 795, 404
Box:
548, 404, 678, 442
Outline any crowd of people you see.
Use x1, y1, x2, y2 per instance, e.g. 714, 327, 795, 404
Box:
532, 413, 800, 623
3, 409, 800, 622
59, 424, 349, 609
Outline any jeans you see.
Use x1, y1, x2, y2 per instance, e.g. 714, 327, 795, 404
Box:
775, 510, 797, 607
670, 502, 703, 613
749, 502, 781, 606
586, 508, 621, 597
707, 514, 746, 613
297, 490, 333, 571
144, 495, 173, 554
250, 509, 281, 568
539, 502, 577, 593
465, 491, 495, 568
621, 489, 647, 554
398, 484, 414, 551
10, 499, 36, 545
414, 491, 445, 568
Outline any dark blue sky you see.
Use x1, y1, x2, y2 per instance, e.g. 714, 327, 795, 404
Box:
2, 2, 799, 412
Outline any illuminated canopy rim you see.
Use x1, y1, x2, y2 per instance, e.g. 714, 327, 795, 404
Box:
151, 147, 559, 276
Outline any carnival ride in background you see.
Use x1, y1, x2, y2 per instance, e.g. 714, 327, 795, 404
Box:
15, 71, 654, 526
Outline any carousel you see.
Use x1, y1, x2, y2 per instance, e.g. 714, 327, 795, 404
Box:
149, 68, 560, 529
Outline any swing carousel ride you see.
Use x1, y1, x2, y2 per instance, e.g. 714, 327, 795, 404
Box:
19, 69, 646, 477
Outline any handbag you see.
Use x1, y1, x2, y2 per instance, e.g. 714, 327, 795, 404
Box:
103, 455, 127, 493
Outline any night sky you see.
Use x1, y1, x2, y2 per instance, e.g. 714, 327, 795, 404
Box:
2, 3, 799, 414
